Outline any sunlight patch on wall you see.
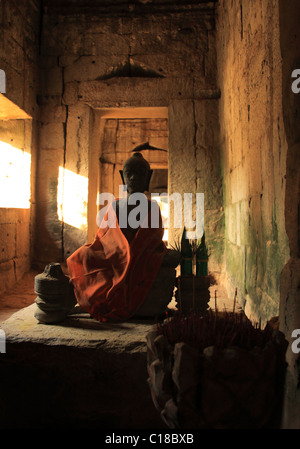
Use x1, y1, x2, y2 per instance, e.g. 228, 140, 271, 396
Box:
0, 141, 31, 208
152, 194, 168, 241
57, 166, 88, 230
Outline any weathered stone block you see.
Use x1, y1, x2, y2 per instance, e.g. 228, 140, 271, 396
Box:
36, 147, 64, 204
62, 82, 79, 105
23, 35, 39, 63
83, 32, 130, 57
168, 100, 196, 192
64, 56, 108, 83
65, 103, 90, 177
40, 103, 67, 124
14, 256, 31, 283
0, 209, 17, 225
34, 201, 63, 262
41, 20, 84, 56
2, 34, 24, 73
0, 260, 15, 295
58, 54, 79, 67
0, 118, 25, 148
39, 123, 65, 149
77, 77, 194, 107
41, 66, 63, 96
23, 62, 40, 119
0, 223, 16, 262
0, 305, 164, 428
39, 55, 59, 69
130, 30, 206, 58
4, 2, 25, 47
16, 221, 30, 259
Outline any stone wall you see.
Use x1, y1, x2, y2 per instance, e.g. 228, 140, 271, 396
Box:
36, 3, 224, 285
216, 0, 290, 325
0, 0, 41, 293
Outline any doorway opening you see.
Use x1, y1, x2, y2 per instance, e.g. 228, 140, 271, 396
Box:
89, 107, 169, 242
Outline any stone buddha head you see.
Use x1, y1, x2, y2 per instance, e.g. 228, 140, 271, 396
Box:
120, 153, 153, 196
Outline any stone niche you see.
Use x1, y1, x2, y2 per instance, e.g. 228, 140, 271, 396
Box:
35, 3, 224, 289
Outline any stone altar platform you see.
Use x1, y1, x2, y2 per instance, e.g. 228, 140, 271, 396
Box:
0, 304, 165, 429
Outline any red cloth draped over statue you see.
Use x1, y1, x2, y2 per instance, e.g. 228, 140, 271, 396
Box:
67, 200, 167, 322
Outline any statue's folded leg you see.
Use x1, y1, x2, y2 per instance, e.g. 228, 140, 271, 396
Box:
134, 249, 181, 319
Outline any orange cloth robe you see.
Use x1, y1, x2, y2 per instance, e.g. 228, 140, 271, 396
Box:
67, 200, 167, 322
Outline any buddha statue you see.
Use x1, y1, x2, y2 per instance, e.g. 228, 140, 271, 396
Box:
67, 152, 180, 322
